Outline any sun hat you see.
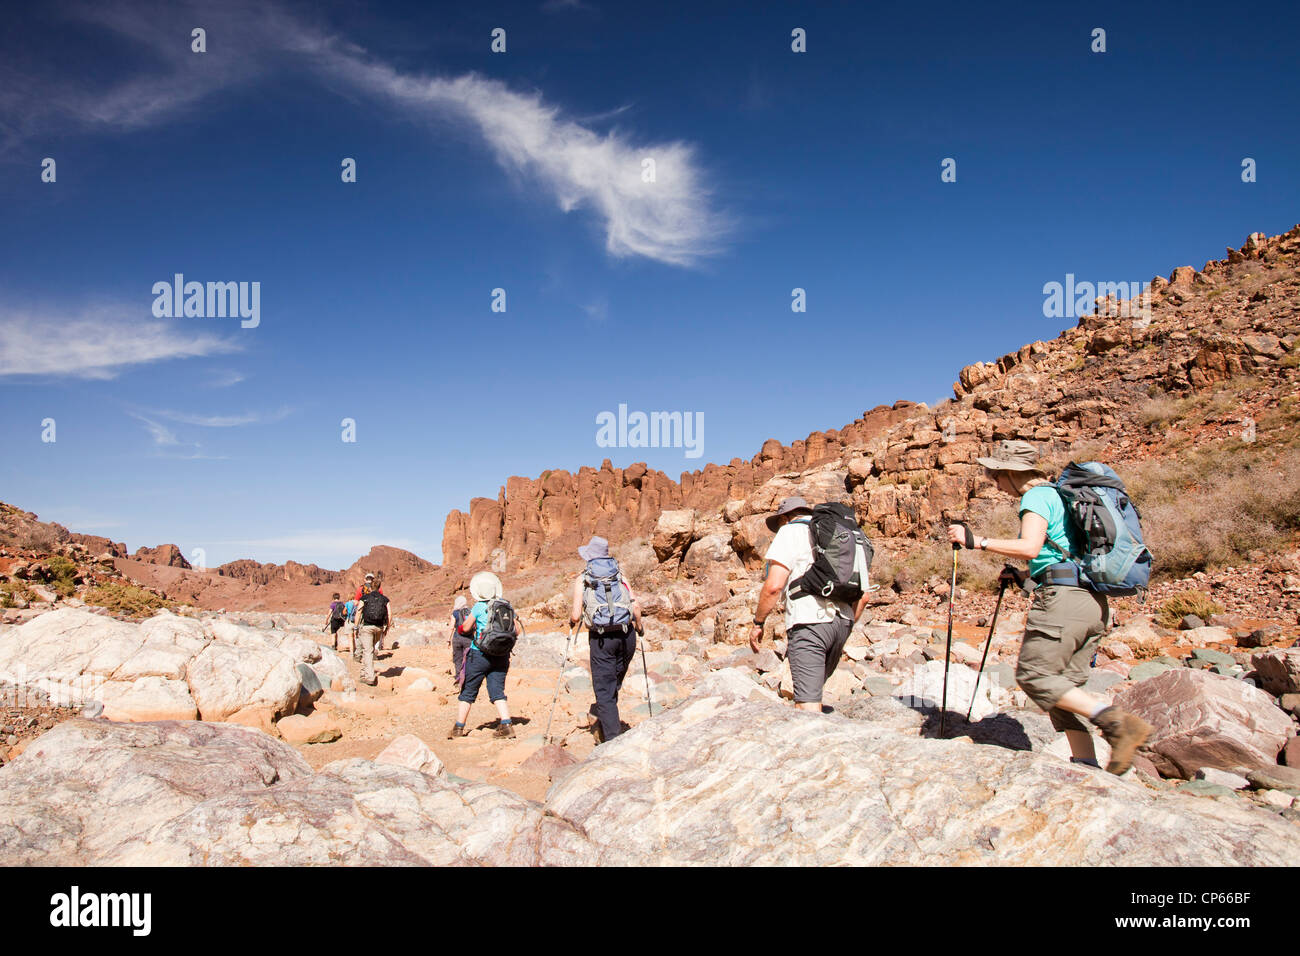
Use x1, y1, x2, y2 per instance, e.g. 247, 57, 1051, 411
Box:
469, 571, 503, 602
453, 595, 467, 611
976, 440, 1043, 473
578, 536, 611, 562
765, 496, 813, 532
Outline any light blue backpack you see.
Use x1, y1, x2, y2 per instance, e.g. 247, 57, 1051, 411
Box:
582, 558, 634, 632
1052, 462, 1153, 595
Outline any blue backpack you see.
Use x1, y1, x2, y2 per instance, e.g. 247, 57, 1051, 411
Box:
1051, 462, 1153, 595
582, 558, 634, 632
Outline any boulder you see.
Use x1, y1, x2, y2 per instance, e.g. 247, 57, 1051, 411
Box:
544, 696, 1300, 865
894, 660, 1003, 722
1246, 765, 1300, 794
375, 734, 445, 777
1251, 647, 1300, 696
97, 677, 198, 722
1113, 669, 1294, 778
0, 719, 313, 865
186, 643, 302, 722
652, 510, 696, 563
275, 712, 342, 745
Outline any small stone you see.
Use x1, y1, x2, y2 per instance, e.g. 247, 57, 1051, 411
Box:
1285, 737, 1300, 768
1257, 789, 1296, 809
1179, 779, 1234, 799
403, 678, 435, 694
1128, 661, 1177, 682
1279, 693, 1300, 717
1181, 615, 1206, 630
1246, 765, 1300, 794
862, 677, 895, 696
1194, 767, 1250, 790
1192, 647, 1236, 668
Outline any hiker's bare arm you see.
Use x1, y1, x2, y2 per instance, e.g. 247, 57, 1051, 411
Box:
853, 593, 870, 620
569, 577, 583, 627
458, 614, 475, 634
750, 561, 789, 650
621, 578, 644, 630
969, 512, 1049, 561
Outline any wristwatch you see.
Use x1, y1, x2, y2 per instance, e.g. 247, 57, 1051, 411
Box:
979, 537, 988, 550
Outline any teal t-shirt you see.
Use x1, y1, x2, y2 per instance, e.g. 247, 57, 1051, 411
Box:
1019, 485, 1080, 579
467, 600, 490, 653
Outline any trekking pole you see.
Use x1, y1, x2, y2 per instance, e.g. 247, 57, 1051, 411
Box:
637, 625, 652, 718
966, 577, 1008, 722
940, 521, 974, 736
544, 625, 575, 745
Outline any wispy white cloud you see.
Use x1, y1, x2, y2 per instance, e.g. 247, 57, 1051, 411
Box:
130, 412, 229, 460
205, 369, 247, 388
5, 2, 731, 267
147, 405, 293, 428
0, 305, 241, 380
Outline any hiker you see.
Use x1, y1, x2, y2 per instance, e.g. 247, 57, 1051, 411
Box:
449, 571, 521, 739
355, 572, 386, 653
947, 439, 1152, 775
751, 497, 872, 713
355, 577, 391, 687
450, 595, 472, 688
324, 592, 346, 651
569, 535, 645, 742
343, 595, 359, 658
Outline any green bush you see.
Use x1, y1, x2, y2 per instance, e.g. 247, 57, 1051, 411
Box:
1155, 591, 1223, 629
84, 582, 173, 617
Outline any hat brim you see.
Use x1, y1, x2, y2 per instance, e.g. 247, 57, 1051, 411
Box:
977, 457, 1041, 473
766, 508, 811, 532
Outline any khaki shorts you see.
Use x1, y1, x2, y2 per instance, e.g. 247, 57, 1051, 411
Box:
1015, 585, 1108, 733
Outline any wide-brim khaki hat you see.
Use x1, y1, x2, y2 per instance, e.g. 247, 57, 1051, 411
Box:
469, 571, 503, 602
976, 439, 1043, 473
765, 496, 813, 532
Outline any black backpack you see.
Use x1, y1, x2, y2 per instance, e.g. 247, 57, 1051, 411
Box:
789, 502, 874, 604
475, 598, 518, 657
329, 602, 345, 626
361, 590, 389, 626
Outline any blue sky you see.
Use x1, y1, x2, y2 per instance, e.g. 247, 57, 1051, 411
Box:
1, 0, 1296, 567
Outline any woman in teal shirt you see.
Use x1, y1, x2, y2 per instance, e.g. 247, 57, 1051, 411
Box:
948, 440, 1151, 775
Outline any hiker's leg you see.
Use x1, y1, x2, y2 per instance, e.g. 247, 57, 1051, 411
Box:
458, 649, 489, 724
1018, 588, 1107, 757
488, 659, 510, 720
787, 622, 832, 713
615, 630, 634, 690
822, 616, 853, 683
589, 633, 622, 740
359, 626, 377, 685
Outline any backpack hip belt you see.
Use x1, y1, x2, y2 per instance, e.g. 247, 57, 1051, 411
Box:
1032, 562, 1087, 589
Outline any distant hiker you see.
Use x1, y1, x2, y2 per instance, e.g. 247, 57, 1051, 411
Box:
948, 439, 1152, 775
450, 571, 521, 739
751, 497, 873, 713
568, 536, 644, 742
324, 592, 346, 650
355, 578, 391, 687
450, 595, 472, 688
343, 596, 359, 657
355, 573, 387, 652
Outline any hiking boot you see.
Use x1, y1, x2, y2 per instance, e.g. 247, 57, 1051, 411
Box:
447, 722, 466, 739
494, 720, 516, 739
1091, 706, 1153, 775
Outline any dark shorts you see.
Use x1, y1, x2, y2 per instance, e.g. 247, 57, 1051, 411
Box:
787, 616, 853, 704
458, 646, 509, 704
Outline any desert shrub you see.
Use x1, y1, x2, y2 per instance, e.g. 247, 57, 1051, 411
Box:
0, 582, 33, 608
1125, 442, 1300, 577
84, 582, 172, 617
509, 573, 566, 609
42, 556, 79, 597
1155, 591, 1223, 629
